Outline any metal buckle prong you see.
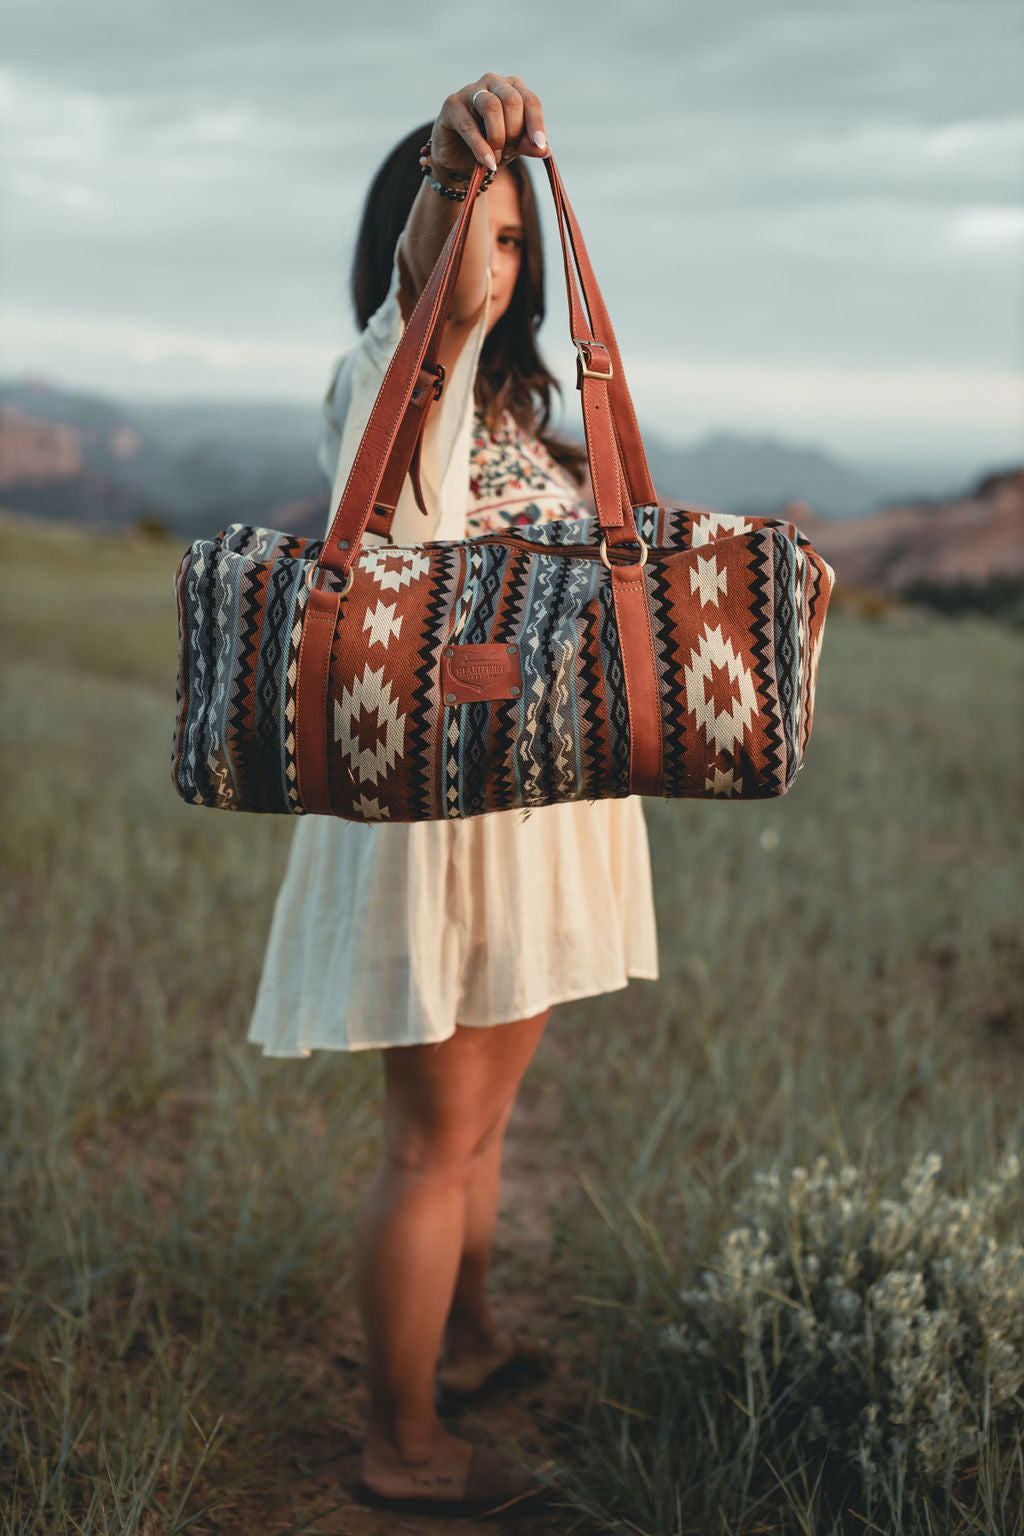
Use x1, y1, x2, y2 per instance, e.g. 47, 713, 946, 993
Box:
573, 338, 614, 381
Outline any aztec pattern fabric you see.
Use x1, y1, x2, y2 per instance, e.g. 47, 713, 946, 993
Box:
172, 505, 833, 822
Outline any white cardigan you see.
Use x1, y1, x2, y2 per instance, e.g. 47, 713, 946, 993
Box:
247, 250, 659, 1055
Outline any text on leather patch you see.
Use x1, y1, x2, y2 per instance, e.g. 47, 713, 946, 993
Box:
440, 643, 522, 705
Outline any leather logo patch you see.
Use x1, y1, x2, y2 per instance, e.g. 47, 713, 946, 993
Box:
441, 643, 522, 705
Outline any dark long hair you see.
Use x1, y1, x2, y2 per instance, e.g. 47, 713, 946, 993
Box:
350, 121, 587, 484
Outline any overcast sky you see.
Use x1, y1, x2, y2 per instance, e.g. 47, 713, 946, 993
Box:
2, 0, 1023, 472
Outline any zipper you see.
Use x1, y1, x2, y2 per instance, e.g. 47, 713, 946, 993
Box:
468, 530, 672, 562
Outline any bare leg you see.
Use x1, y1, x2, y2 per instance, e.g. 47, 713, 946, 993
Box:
440, 1008, 552, 1383
445, 1102, 510, 1333
355, 1009, 549, 1502
437, 1098, 520, 1387
352, 1152, 467, 1453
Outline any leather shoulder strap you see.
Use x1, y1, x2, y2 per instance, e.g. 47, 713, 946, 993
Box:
316, 150, 656, 579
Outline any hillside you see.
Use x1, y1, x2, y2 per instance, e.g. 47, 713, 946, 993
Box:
785, 468, 1024, 616
1, 378, 1021, 614
0, 376, 956, 537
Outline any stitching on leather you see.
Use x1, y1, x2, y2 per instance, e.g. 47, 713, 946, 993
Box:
294, 595, 320, 809
635, 571, 664, 793
612, 570, 662, 797
324, 200, 477, 567
296, 590, 340, 814
318, 604, 335, 814
550, 163, 655, 506
585, 389, 624, 531
543, 159, 652, 525
586, 393, 607, 530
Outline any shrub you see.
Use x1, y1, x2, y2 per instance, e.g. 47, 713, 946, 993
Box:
658, 1149, 1024, 1518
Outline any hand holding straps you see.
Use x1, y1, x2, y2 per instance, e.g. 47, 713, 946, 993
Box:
315, 149, 657, 582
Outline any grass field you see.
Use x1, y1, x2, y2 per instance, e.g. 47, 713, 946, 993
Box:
1, 510, 1022, 1534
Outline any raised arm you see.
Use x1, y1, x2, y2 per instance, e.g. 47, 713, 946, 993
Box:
396, 74, 550, 332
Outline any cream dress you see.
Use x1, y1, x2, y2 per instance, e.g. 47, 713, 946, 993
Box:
246, 249, 659, 1056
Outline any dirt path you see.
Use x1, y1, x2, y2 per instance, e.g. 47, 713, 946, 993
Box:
253, 1044, 600, 1534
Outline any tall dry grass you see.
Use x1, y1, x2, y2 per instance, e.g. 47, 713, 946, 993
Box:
1, 510, 1021, 1532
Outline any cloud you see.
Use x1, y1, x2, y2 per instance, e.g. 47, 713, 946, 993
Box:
948, 205, 1024, 251
1, 0, 1021, 467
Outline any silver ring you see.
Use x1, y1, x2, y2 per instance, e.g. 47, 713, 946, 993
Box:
471, 88, 488, 113
304, 562, 354, 598
599, 535, 648, 571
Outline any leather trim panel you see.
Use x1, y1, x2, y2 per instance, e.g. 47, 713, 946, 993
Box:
610, 563, 663, 796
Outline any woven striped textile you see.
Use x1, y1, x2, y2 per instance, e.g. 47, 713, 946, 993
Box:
172, 504, 833, 822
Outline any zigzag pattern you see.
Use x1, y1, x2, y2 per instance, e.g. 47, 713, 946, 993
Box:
573, 585, 608, 800
484, 546, 535, 814
771, 531, 798, 785
513, 553, 566, 805
175, 545, 202, 802
253, 554, 297, 806
595, 576, 631, 796
188, 539, 218, 806
744, 530, 785, 797
441, 544, 483, 819
536, 558, 592, 804
459, 545, 506, 819
408, 545, 456, 821
205, 536, 241, 810
282, 576, 309, 812
223, 556, 265, 809
644, 552, 688, 799
172, 509, 835, 822
802, 551, 829, 758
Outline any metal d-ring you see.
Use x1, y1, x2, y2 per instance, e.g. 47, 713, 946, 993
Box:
599, 534, 648, 570
305, 562, 355, 598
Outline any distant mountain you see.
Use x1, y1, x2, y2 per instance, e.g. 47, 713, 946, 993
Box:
784, 469, 1024, 618
0, 375, 1008, 544
0, 378, 327, 541
640, 429, 886, 520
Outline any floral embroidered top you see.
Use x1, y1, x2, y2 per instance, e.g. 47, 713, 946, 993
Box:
464, 405, 591, 535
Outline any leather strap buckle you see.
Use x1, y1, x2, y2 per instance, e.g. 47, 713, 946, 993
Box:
410, 363, 446, 404
574, 338, 613, 383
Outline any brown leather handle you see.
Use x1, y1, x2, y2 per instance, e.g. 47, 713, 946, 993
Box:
541, 157, 658, 510
316, 149, 651, 580
314, 160, 488, 580
370, 153, 658, 545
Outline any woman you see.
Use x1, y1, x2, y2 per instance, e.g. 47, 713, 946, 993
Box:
248, 74, 660, 1512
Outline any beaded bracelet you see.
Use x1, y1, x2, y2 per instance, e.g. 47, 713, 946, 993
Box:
417, 139, 496, 200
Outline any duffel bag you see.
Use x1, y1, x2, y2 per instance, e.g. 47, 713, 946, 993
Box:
172, 150, 834, 822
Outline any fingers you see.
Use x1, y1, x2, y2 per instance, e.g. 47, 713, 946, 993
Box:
468, 74, 549, 162
434, 75, 550, 179
506, 75, 549, 156
470, 85, 509, 164
440, 92, 497, 171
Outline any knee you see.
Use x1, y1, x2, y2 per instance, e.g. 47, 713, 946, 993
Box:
383, 1106, 508, 1182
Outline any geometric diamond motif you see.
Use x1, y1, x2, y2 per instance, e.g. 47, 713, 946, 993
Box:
705, 762, 742, 796
690, 513, 751, 549
689, 552, 728, 606
362, 599, 403, 648
683, 622, 758, 757
334, 661, 406, 786
355, 791, 391, 820
360, 547, 431, 592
